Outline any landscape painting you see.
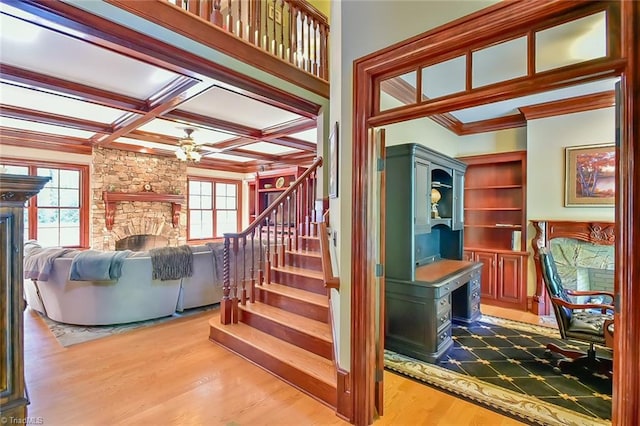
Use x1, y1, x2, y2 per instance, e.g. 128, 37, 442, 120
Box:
565, 144, 615, 207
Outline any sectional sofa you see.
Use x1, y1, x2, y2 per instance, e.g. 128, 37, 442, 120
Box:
24, 244, 226, 326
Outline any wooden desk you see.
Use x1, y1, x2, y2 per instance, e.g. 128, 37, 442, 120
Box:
385, 259, 482, 362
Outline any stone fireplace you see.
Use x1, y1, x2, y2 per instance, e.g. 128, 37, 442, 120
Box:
91, 147, 188, 251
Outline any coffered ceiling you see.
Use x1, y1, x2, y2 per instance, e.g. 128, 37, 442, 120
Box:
0, 2, 319, 172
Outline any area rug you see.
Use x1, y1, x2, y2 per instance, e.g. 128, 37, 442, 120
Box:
385, 315, 612, 426
37, 304, 218, 347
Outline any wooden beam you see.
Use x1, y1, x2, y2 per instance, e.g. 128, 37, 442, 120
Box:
0, 64, 145, 113
0, 104, 112, 134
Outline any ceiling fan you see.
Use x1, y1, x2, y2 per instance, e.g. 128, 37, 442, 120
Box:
175, 128, 202, 162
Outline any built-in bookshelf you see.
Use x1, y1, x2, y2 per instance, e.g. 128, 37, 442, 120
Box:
458, 151, 528, 311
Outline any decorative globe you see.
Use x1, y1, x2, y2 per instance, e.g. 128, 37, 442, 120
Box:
431, 188, 441, 204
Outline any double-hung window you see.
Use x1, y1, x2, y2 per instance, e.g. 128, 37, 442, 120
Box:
0, 160, 89, 247
188, 178, 240, 240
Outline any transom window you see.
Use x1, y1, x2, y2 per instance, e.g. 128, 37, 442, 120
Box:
0, 160, 88, 247
188, 178, 240, 240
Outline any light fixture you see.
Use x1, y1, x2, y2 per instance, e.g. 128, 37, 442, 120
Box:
175, 128, 202, 162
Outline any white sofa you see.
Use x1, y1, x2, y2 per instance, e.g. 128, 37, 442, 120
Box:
24, 244, 225, 326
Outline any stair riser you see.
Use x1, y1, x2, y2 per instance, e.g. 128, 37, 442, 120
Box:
272, 270, 325, 295
298, 238, 320, 252
256, 287, 328, 323
286, 252, 322, 271
240, 309, 332, 360
209, 327, 337, 408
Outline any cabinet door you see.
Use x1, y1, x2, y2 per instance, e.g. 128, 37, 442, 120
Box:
462, 250, 474, 262
497, 253, 524, 306
414, 160, 431, 233
452, 168, 464, 231
475, 251, 497, 300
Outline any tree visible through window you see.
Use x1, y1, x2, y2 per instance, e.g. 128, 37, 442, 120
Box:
0, 161, 87, 247
188, 178, 240, 240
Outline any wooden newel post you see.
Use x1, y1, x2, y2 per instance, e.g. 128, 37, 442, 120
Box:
220, 236, 232, 324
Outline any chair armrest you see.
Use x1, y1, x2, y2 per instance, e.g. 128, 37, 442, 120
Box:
566, 289, 614, 299
551, 296, 615, 312
603, 319, 614, 348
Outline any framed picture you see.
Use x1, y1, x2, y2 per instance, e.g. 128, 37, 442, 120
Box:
328, 122, 339, 199
564, 143, 615, 207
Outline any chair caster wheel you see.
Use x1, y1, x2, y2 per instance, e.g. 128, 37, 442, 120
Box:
553, 366, 563, 374
543, 350, 553, 358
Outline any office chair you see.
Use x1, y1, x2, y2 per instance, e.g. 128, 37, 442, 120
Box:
538, 246, 613, 377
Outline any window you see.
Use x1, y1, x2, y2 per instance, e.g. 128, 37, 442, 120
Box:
188, 178, 240, 240
0, 160, 88, 247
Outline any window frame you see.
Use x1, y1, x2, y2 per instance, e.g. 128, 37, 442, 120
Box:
0, 158, 90, 248
187, 176, 242, 242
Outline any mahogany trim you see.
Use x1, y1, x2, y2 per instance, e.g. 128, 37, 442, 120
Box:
352, 1, 629, 424
458, 114, 527, 135
102, 191, 185, 230
0, 104, 112, 134
520, 91, 616, 120
614, 1, 640, 423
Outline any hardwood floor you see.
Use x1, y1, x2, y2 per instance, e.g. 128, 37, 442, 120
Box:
23, 305, 531, 425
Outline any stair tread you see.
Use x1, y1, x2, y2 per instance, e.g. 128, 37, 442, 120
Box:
241, 302, 332, 342
258, 282, 328, 307
271, 265, 323, 279
210, 317, 336, 387
287, 249, 321, 258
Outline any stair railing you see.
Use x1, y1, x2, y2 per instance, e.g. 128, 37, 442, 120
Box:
319, 210, 340, 290
166, 0, 329, 81
220, 156, 323, 324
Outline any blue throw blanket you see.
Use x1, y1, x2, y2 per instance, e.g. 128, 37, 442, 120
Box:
149, 245, 193, 281
24, 246, 74, 281
69, 250, 132, 281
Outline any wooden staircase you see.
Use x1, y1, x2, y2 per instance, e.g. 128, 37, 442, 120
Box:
209, 231, 337, 408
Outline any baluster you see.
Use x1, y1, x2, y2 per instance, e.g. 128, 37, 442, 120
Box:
237, 0, 243, 39
249, 230, 255, 302
241, 235, 247, 305
258, 222, 264, 285
289, 5, 298, 65
265, 213, 271, 284
293, 188, 299, 250
232, 236, 239, 323
312, 19, 318, 76
287, 195, 292, 252
221, 236, 232, 324
310, 172, 316, 235
319, 24, 328, 79
262, 0, 268, 50
210, 0, 223, 27
188, 0, 199, 15
280, 202, 285, 267
305, 13, 311, 72
226, 0, 232, 32
278, 0, 285, 58
300, 13, 306, 69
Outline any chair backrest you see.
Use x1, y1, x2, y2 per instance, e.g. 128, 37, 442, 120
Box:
538, 246, 572, 338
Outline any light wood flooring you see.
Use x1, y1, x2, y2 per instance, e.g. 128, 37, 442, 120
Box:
23, 305, 547, 425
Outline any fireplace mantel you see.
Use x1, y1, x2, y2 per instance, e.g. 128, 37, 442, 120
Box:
530, 219, 615, 315
102, 191, 185, 230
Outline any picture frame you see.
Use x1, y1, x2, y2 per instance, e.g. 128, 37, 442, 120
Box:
564, 143, 615, 207
328, 122, 339, 199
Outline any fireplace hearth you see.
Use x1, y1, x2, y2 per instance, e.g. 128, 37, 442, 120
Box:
115, 234, 169, 251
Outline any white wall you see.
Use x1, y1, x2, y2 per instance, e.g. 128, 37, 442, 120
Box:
525, 107, 615, 293
331, 0, 499, 370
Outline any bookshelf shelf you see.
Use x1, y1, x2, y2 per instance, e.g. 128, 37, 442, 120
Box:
458, 151, 528, 311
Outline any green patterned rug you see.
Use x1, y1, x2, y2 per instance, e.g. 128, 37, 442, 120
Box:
37, 304, 217, 347
385, 315, 611, 426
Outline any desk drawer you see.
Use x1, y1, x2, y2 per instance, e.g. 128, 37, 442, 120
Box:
437, 326, 451, 350
435, 294, 451, 315
436, 310, 451, 330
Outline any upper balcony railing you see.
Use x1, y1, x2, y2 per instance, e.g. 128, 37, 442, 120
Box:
167, 0, 329, 81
